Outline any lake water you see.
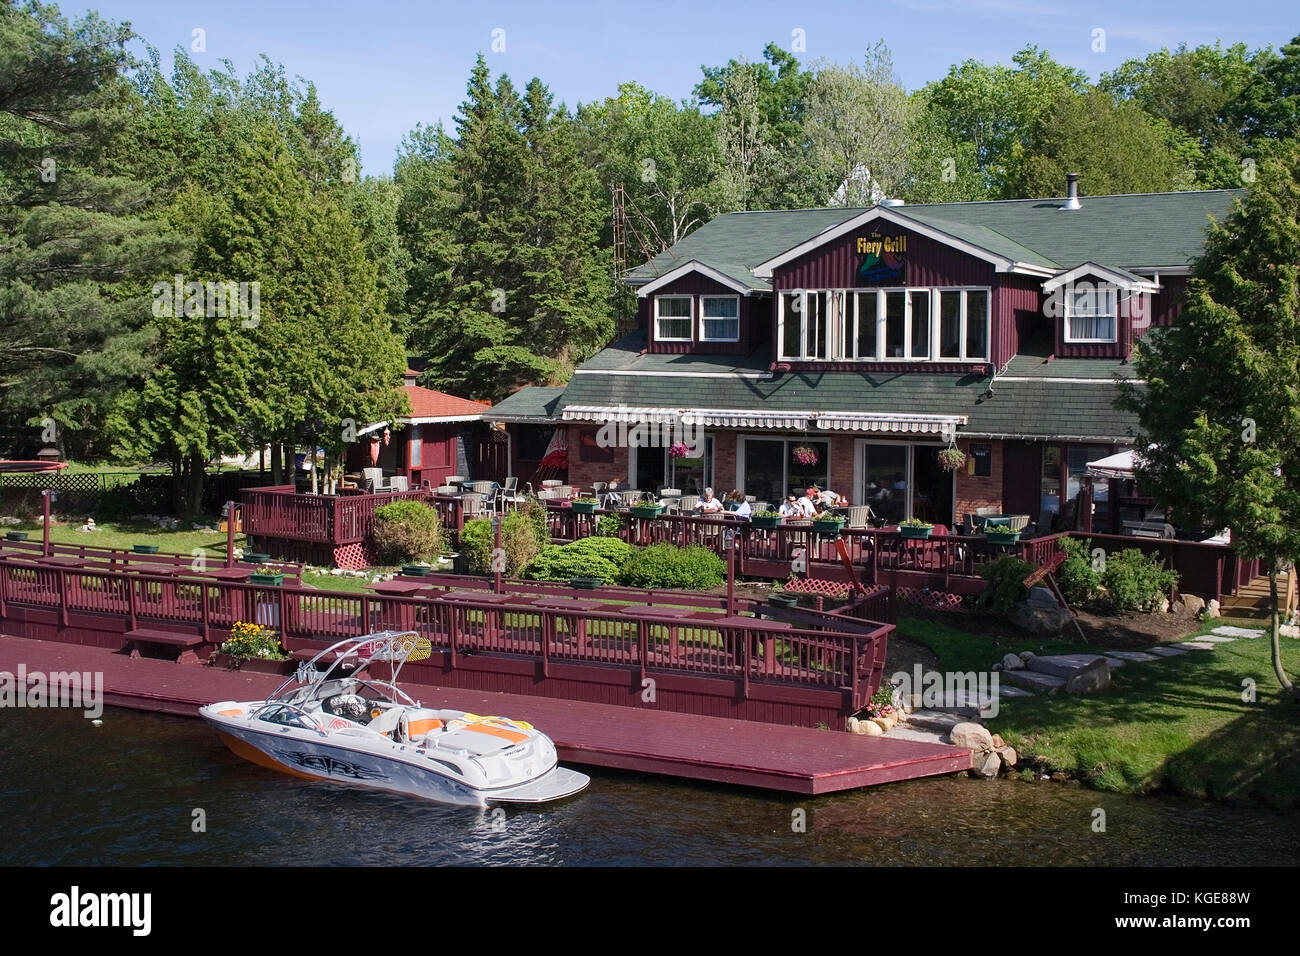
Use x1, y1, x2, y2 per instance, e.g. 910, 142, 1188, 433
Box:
3, 707, 1297, 866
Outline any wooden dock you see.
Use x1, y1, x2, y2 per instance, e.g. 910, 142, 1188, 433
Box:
0, 634, 971, 795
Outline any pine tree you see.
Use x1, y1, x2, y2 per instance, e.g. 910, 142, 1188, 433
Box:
1119, 141, 1300, 698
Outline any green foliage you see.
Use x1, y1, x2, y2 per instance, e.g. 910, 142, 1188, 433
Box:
460, 507, 549, 576
1100, 549, 1179, 613
595, 513, 623, 537
618, 544, 725, 590
372, 500, 445, 563
977, 556, 1036, 615
1057, 536, 1101, 605
221, 621, 286, 661
561, 536, 633, 567
523, 545, 620, 584
459, 517, 492, 574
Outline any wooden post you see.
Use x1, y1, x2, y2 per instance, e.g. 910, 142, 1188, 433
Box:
57, 568, 67, 628
42, 489, 52, 556
226, 501, 236, 568
726, 525, 736, 616
201, 580, 211, 645
128, 577, 137, 632
540, 610, 552, 678
493, 514, 503, 595
741, 623, 750, 700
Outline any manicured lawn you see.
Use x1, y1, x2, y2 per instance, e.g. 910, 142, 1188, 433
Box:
896, 613, 1300, 808
11, 518, 242, 561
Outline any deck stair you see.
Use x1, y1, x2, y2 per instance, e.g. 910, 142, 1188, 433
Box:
1219, 573, 1281, 621
999, 654, 1122, 694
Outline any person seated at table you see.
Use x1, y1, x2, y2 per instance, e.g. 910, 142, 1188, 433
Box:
778, 494, 803, 518
797, 487, 820, 517
814, 485, 846, 509
695, 487, 725, 514
725, 489, 751, 519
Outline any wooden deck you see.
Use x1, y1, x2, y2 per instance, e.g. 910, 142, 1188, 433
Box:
0, 634, 970, 794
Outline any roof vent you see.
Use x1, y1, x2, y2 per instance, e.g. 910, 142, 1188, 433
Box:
1062, 173, 1081, 210
881, 198, 905, 206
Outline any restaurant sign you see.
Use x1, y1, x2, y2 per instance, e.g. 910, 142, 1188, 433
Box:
856, 233, 907, 285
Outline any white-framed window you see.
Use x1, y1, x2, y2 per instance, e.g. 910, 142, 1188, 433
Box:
700, 295, 740, 342
778, 290, 832, 360
1064, 285, 1117, 343
654, 295, 693, 342
937, 289, 989, 360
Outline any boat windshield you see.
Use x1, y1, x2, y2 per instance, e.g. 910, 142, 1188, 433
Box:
266, 631, 430, 706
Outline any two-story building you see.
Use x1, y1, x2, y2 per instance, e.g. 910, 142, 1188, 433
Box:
491, 180, 1242, 532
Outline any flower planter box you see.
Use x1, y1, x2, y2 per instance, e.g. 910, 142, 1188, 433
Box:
898, 525, 933, 540
751, 515, 783, 530
401, 564, 434, 576
132, 544, 159, 554
5, 531, 28, 542
570, 501, 598, 515
236, 656, 291, 675
249, 572, 284, 586
984, 530, 1021, 545
630, 505, 664, 519
769, 594, 799, 609
569, 577, 605, 590
813, 518, 845, 535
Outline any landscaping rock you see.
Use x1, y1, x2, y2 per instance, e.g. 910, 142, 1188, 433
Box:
858, 719, 883, 736
1146, 645, 1188, 657
1018, 650, 1036, 661
1028, 586, 1057, 606
1182, 594, 1206, 614
1212, 626, 1263, 639
971, 750, 1002, 779
1157, 597, 1170, 613
1208, 599, 1222, 618
990, 733, 1006, 749
1026, 654, 1109, 678
1010, 600, 1073, 635
848, 717, 860, 734
1064, 658, 1111, 695
870, 717, 892, 733
996, 745, 1018, 768
949, 722, 995, 751
1001, 669, 1067, 694
1106, 650, 1161, 662
1001, 653, 1025, 671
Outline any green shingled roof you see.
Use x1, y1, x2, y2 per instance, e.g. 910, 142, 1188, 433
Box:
621, 189, 1243, 286
489, 386, 565, 421
559, 348, 1139, 442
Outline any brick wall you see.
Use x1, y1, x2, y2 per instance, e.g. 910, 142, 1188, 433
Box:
713, 431, 738, 493
954, 438, 1004, 519
566, 425, 629, 490
828, 436, 855, 499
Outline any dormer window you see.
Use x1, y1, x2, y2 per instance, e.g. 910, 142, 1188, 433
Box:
1064, 285, 1117, 343
654, 296, 693, 342
700, 296, 740, 342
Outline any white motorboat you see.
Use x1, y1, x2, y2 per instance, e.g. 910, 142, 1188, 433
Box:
200, 630, 589, 806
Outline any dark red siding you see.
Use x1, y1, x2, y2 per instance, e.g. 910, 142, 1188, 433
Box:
642, 273, 767, 355
774, 223, 997, 291
994, 275, 1042, 366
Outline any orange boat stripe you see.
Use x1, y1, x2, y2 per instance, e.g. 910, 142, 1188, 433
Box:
217, 732, 331, 783
218, 708, 243, 717
464, 724, 528, 744
408, 718, 443, 736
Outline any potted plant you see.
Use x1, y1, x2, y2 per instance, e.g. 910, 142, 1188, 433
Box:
630, 500, 664, 519
132, 543, 160, 554
792, 444, 820, 466
983, 518, 1021, 545
861, 685, 899, 730
751, 509, 783, 530
938, 446, 967, 472
813, 514, 845, 534
5, 531, 28, 541
215, 621, 288, 672
249, 564, 285, 586
898, 517, 933, 539
571, 497, 600, 515
401, 562, 434, 576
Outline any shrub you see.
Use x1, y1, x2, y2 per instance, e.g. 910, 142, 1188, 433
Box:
460, 506, 551, 576
523, 545, 621, 583
562, 536, 633, 567
618, 543, 726, 590
977, 556, 1037, 616
459, 517, 493, 573
372, 500, 445, 563
1100, 548, 1179, 612
595, 513, 623, 538
1057, 536, 1101, 605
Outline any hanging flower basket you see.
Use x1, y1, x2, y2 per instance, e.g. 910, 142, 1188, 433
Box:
668, 441, 690, 459
792, 445, 820, 466
938, 447, 967, 472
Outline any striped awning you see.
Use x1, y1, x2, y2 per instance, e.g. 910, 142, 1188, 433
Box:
561, 405, 967, 435
815, 412, 968, 435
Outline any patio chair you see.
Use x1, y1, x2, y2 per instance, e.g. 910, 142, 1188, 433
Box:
460, 493, 485, 518
362, 467, 389, 492
678, 494, 699, 512
388, 475, 409, 492
481, 485, 501, 513
592, 481, 608, 495
541, 479, 562, 489
469, 480, 494, 495
846, 505, 874, 529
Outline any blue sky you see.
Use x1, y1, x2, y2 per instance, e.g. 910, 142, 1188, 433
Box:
68, 0, 1296, 176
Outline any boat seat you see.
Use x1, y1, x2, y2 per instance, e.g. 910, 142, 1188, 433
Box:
367, 706, 404, 738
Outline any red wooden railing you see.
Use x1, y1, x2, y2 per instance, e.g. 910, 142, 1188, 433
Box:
1066, 531, 1250, 602
240, 485, 429, 546
0, 555, 892, 711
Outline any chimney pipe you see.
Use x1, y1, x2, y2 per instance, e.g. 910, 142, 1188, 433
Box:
1062, 172, 1081, 210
